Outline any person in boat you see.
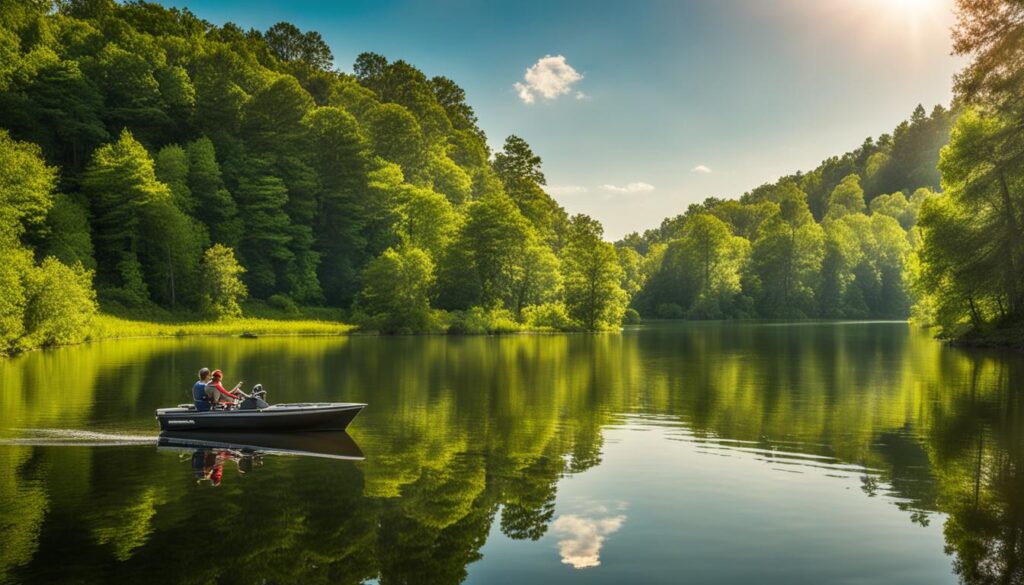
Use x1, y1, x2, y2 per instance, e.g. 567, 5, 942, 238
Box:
192, 368, 212, 412
205, 369, 245, 406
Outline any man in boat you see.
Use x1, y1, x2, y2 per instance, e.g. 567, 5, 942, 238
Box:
192, 368, 212, 411
205, 369, 246, 407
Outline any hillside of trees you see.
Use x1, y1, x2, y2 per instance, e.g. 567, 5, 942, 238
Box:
0, 0, 630, 354
1, 0, 1021, 353
618, 0, 1024, 347
619, 104, 953, 321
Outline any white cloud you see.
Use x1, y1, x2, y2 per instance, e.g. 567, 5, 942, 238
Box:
691, 165, 712, 174
552, 514, 626, 569
546, 184, 588, 196
514, 55, 583, 104
599, 182, 655, 194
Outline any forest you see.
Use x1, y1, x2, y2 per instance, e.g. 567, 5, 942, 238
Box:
1, 0, 1022, 353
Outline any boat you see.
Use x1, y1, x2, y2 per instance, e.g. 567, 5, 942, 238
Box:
156, 402, 365, 431
155, 385, 366, 432
158, 430, 365, 460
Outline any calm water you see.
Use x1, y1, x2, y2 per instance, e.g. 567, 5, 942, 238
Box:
1, 322, 1023, 584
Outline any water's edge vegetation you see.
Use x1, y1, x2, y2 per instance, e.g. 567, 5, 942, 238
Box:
1, 1, 1022, 356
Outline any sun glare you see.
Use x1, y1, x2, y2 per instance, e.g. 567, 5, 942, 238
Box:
883, 0, 944, 22
891, 0, 936, 10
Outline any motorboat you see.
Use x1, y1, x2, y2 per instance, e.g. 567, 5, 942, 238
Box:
155, 385, 365, 432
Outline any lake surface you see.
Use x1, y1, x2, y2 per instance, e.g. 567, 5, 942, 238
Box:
1, 322, 1022, 584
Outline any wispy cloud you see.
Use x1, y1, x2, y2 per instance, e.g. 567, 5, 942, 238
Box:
691, 165, 712, 174
546, 184, 588, 196
599, 182, 655, 194
552, 513, 626, 569
514, 55, 583, 104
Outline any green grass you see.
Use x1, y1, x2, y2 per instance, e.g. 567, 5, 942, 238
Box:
89, 313, 355, 341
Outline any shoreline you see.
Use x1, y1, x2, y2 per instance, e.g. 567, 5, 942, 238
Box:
12, 315, 1019, 358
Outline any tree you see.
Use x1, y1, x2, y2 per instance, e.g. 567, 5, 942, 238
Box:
358, 246, 436, 332
81, 129, 170, 304
616, 246, 645, 297
0, 129, 56, 244
41, 193, 95, 269
826, 174, 867, 219
364, 103, 425, 179
264, 22, 334, 71
199, 244, 247, 319
638, 214, 749, 319
393, 184, 459, 258
750, 197, 825, 317
21, 257, 97, 348
912, 108, 1024, 333
233, 169, 294, 298
937, 111, 1019, 319
240, 76, 318, 226
303, 106, 373, 305
560, 214, 627, 330
137, 197, 206, 308
818, 217, 863, 317
492, 135, 567, 243
435, 193, 531, 309
154, 144, 195, 213
951, 0, 1024, 113
186, 137, 242, 247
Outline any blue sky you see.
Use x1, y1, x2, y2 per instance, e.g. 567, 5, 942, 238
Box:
162, 0, 963, 239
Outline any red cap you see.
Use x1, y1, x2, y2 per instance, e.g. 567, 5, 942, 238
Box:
211, 369, 223, 380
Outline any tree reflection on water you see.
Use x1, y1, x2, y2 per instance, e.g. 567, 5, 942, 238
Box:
0, 324, 1022, 584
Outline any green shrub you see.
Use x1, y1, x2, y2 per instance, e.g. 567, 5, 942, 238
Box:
0, 247, 31, 352
199, 244, 247, 319
523, 302, 576, 331
21, 258, 98, 348
447, 306, 521, 334
358, 246, 437, 333
267, 294, 300, 315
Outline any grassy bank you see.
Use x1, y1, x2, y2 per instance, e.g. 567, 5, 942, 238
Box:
79, 301, 355, 343
89, 314, 355, 341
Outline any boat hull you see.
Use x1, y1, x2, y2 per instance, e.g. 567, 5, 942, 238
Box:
155, 403, 365, 432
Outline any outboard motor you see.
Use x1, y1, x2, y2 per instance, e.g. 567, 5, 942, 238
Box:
238, 384, 270, 410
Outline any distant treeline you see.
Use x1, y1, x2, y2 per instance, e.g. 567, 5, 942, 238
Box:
617, 105, 953, 321
619, 0, 1024, 347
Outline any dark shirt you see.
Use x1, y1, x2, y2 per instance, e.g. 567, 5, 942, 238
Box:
192, 380, 211, 412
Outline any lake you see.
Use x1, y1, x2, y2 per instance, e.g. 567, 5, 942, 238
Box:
1, 321, 1022, 584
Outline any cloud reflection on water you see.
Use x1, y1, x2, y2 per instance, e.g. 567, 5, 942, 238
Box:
551, 509, 626, 569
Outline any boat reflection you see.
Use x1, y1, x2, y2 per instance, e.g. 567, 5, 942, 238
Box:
158, 431, 365, 486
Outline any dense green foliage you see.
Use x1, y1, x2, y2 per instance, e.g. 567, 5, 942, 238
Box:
1, 0, 1019, 349
198, 243, 247, 318
908, 0, 1024, 344
624, 112, 947, 320
622, 0, 1024, 346
0, 129, 96, 354
0, 0, 625, 346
